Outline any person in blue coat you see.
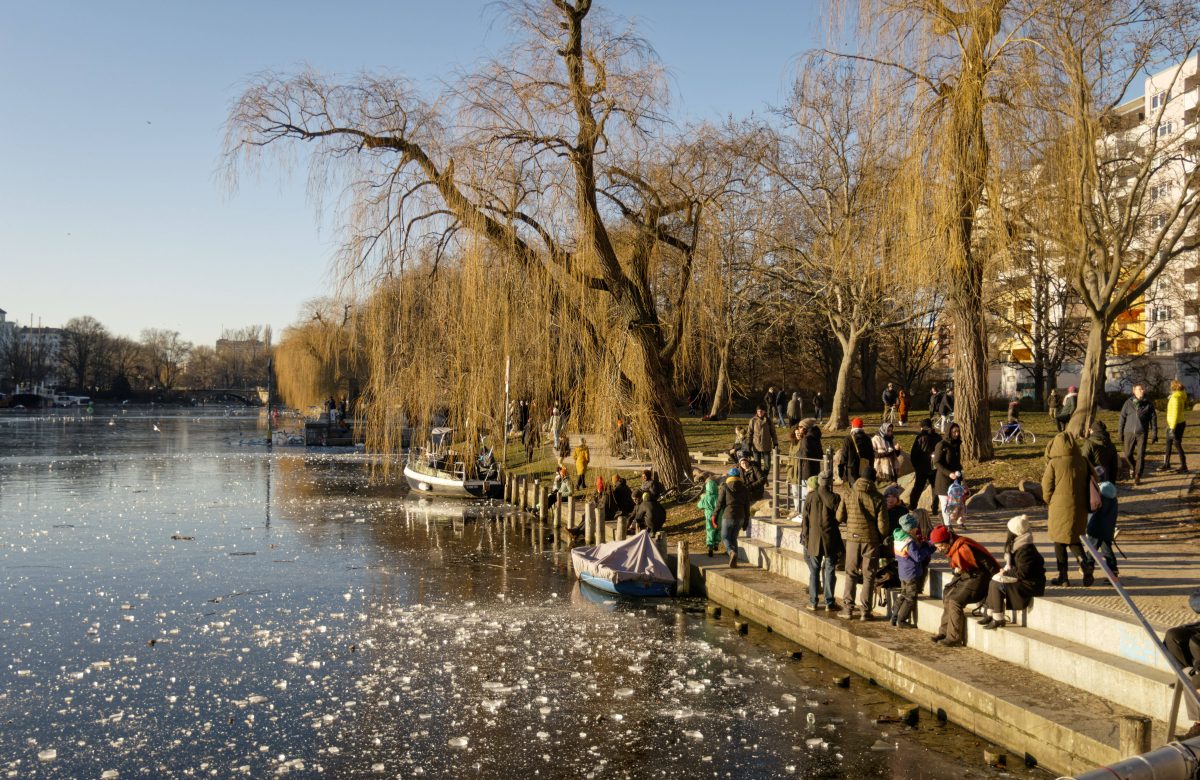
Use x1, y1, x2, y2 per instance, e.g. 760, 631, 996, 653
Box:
891, 513, 934, 627
1085, 479, 1119, 578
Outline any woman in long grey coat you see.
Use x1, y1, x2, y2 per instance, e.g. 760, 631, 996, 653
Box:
1041, 432, 1094, 587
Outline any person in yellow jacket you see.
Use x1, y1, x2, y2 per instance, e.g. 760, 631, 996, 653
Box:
573, 438, 591, 489
1160, 380, 1190, 473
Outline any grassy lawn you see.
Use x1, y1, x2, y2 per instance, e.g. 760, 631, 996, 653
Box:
487, 406, 1198, 550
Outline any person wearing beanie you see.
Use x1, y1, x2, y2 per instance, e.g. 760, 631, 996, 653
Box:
802, 471, 843, 612
932, 423, 964, 519
839, 418, 874, 483
836, 464, 887, 620
929, 525, 1000, 646
715, 467, 750, 567
909, 418, 943, 513
892, 511, 934, 627
980, 515, 1046, 629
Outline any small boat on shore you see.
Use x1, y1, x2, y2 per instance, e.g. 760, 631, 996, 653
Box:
403, 427, 502, 499
571, 531, 676, 597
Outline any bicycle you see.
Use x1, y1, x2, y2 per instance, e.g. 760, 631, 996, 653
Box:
992, 420, 1036, 445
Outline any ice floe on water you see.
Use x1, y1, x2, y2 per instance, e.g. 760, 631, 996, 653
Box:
0, 416, 1003, 778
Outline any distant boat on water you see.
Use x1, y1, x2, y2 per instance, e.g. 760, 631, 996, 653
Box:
403, 427, 502, 499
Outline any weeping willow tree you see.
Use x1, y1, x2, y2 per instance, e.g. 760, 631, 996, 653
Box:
274, 298, 365, 410
837, 0, 1041, 461
1029, 0, 1200, 434
225, 1, 741, 487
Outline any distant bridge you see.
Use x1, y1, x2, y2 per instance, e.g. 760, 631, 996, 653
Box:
188, 387, 268, 406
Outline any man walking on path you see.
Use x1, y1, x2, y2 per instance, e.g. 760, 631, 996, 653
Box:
837, 466, 888, 621
881, 382, 899, 425
715, 467, 751, 568
813, 392, 824, 422
748, 405, 777, 475
774, 387, 789, 429
1119, 383, 1158, 486
1048, 388, 1060, 428
929, 386, 941, 424
573, 438, 591, 490
1160, 380, 1190, 474
1057, 386, 1077, 433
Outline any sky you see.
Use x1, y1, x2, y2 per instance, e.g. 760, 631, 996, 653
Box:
0, 1, 823, 347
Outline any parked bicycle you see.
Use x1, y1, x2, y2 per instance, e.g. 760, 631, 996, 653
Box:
992, 420, 1036, 445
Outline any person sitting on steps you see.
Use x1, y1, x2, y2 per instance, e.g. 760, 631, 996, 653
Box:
929, 525, 1000, 647
978, 514, 1046, 630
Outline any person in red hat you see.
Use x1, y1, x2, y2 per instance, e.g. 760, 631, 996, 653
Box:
839, 417, 873, 483
928, 525, 1000, 647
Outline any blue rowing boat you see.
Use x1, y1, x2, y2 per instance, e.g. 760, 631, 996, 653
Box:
571, 531, 676, 598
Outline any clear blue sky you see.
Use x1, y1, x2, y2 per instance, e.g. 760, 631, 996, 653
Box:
0, 1, 823, 346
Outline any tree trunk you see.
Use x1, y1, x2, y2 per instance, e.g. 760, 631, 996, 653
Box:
825, 332, 858, 433
1069, 315, 1108, 435
859, 336, 878, 410
950, 300, 995, 462
708, 335, 732, 419
628, 329, 692, 490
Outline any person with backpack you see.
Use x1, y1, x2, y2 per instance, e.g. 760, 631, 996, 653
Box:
1043, 431, 1094, 587
1085, 475, 1119, 579
839, 417, 874, 483
715, 467, 751, 567
978, 514, 1046, 629
802, 472, 843, 612
836, 466, 888, 621
1119, 383, 1158, 486
891, 512, 934, 627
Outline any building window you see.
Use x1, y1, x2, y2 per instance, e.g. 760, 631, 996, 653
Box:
1155, 307, 1171, 322
1157, 338, 1171, 352
1153, 214, 1168, 230
1158, 121, 1175, 137
1151, 91, 1166, 108
1151, 184, 1169, 201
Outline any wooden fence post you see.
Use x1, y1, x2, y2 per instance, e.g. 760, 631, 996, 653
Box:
677, 540, 691, 595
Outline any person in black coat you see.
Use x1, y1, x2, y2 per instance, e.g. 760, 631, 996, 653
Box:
839, 418, 874, 482
980, 514, 1046, 629
1118, 383, 1158, 485
800, 423, 823, 484
639, 469, 664, 502
715, 468, 751, 567
630, 492, 666, 535
932, 422, 964, 500
802, 473, 843, 611
909, 419, 942, 512
1083, 421, 1120, 483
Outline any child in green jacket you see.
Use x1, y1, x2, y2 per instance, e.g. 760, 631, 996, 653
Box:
697, 476, 723, 556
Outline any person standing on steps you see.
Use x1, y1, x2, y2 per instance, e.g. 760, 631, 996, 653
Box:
1118, 383, 1158, 486
909, 419, 942, 513
1161, 379, 1190, 474
802, 471, 843, 612
1048, 387, 1060, 429
836, 465, 888, 621
1042, 431, 1094, 587
891, 512, 933, 627
748, 405, 777, 475
929, 525, 999, 647
715, 467, 750, 568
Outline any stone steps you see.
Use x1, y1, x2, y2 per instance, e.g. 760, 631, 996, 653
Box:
738, 517, 1188, 731
701, 564, 1161, 777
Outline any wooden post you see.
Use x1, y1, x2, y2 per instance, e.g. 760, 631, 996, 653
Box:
585, 504, 595, 545
537, 483, 547, 522
517, 477, 526, 510
552, 501, 561, 551
566, 496, 575, 531
504, 474, 511, 504
596, 504, 606, 544
615, 508, 626, 541
1119, 715, 1152, 757
677, 540, 691, 596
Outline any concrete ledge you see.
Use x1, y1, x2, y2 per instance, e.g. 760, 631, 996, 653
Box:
701, 564, 1163, 777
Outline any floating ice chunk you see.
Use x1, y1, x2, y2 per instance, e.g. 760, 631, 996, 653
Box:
447, 736, 469, 749
869, 740, 897, 751
781, 693, 797, 704
613, 688, 634, 698
101, 771, 119, 779
805, 737, 824, 748
683, 730, 703, 740
537, 731, 550, 741
371, 764, 384, 774
38, 748, 57, 762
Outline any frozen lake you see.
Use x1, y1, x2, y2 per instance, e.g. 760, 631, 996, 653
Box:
0, 411, 1019, 778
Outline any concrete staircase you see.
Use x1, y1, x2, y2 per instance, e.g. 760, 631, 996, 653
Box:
739, 516, 1188, 733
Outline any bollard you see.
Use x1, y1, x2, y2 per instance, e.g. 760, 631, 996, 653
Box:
615, 509, 626, 541
553, 501, 562, 551
537, 483, 547, 522
1118, 714, 1152, 757
676, 541, 691, 596
734, 620, 749, 634
524, 479, 533, 512
518, 477, 527, 511
566, 496, 575, 532
596, 504, 606, 544
584, 504, 595, 545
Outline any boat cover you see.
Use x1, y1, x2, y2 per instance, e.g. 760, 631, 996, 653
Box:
571, 531, 675, 585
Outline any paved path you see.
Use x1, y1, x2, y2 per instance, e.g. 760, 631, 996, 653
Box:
927, 466, 1199, 629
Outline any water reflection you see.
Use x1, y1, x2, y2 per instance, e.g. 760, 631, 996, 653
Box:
0, 415, 1018, 778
